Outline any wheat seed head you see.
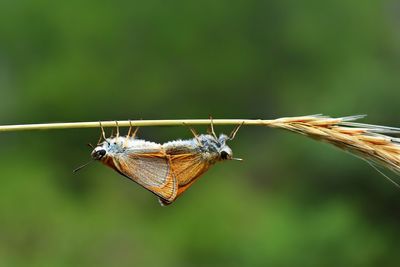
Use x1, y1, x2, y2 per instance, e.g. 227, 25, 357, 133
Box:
264, 115, 400, 187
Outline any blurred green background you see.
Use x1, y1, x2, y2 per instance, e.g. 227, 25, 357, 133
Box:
1, 0, 400, 266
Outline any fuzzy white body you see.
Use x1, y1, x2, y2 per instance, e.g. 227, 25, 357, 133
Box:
162, 134, 233, 163
93, 134, 233, 163
92, 137, 162, 157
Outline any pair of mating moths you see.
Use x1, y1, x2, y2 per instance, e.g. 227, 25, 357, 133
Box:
89, 122, 242, 206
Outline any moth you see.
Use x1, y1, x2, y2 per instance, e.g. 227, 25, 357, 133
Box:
87, 122, 178, 203
160, 119, 243, 205
81, 120, 242, 205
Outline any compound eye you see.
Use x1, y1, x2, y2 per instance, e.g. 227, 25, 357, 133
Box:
220, 150, 230, 160
93, 149, 106, 159
98, 149, 106, 157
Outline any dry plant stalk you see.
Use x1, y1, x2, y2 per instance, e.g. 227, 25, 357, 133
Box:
263, 115, 400, 186
0, 115, 399, 185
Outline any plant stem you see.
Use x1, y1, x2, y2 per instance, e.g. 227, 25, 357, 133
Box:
0, 119, 275, 132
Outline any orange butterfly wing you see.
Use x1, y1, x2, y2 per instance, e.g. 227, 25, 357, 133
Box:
167, 153, 212, 199
158, 153, 211, 206
103, 152, 177, 203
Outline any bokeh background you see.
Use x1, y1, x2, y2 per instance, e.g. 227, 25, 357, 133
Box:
1, 0, 400, 266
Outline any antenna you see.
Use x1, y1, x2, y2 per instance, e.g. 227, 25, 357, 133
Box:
73, 159, 94, 173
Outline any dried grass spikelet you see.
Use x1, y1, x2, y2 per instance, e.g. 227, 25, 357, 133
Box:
263, 115, 400, 187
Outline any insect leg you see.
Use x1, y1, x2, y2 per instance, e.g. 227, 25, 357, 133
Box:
209, 116, 218, 140
98, 121, 107, 144
183, 122, 202, 146
229, 121, 244, 140
115, 121, 120, 138
131, 125, 140, 139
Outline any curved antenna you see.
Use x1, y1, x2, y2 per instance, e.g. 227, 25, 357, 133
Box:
74, 143, 97, 173
73, 159, 94, 173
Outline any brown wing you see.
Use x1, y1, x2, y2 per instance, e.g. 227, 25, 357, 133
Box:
168, 153, 212, 198
104, 152, 177, 203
